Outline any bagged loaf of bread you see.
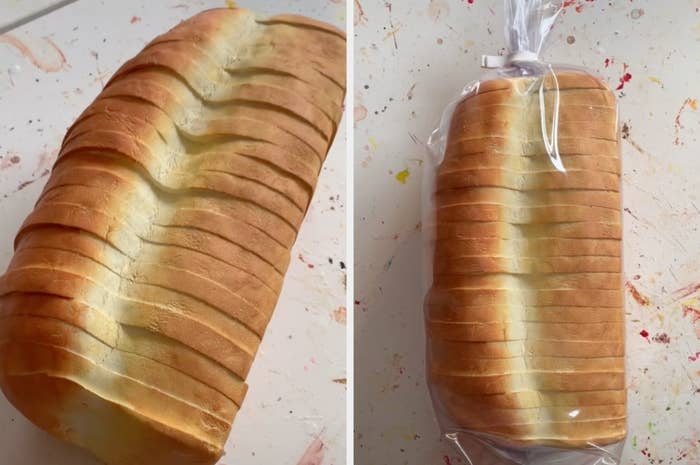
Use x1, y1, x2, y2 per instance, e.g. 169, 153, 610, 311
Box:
423, 1, 625, 464
0, 8, 345, 465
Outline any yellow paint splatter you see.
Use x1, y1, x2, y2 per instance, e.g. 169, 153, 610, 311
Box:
667, 163, 681, 174
368, 136, 377, 150
224, 0, 237, 8
384, 25, 402, 41
395, 169, 410, 184
648, 76, 662, 85
690, 98, 698, 111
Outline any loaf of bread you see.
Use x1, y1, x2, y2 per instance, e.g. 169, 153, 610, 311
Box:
426, 71, 625, 447
0, 9, 345, 465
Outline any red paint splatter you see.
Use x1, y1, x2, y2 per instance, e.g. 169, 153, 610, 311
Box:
443, 456, 453, 465
626, 281, 650, 306
689, 352, 700, 362
604, 57, 613, 68
652, 332, 671, 345
130, 16, 141, 23
639, 329, 650, 343
682, 305, 700, 323
673, 98, 697, 146
298, 253, 315, 269
681, 305, 700, 340
563, 0, 594, 13
467, 0, 474, 3
616, 63, 632, 90
0, 34, 67, 73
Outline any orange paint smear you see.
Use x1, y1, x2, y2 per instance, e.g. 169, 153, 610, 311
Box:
673, 98, 697, 146
0, 34, 67, 73
355, 0, 367, 26
355, 105, 368, 123
625, 281, 650, 306
296, 438, 325, 465
331, 306, 347, 325
673, 281, 700, 300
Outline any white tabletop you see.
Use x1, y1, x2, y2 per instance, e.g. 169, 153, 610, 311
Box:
0, 1, 347, 464
355, 1, 700, 464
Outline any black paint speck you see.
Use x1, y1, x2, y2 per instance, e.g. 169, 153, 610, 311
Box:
340, 261, 346, 270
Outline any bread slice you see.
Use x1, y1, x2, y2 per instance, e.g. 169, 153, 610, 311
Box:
427, 70, 624, 447
0, 9, 345, 465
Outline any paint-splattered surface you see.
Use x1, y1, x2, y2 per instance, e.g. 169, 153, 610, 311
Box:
355, 1, 700, 464
0, 1, 346, 464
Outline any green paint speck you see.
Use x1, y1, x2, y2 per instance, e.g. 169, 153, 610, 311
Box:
632, 435, 637, 448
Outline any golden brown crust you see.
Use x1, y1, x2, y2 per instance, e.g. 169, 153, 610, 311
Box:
426, 304, 624, 324
428, 70, 624, 447
0, 8, 345, 465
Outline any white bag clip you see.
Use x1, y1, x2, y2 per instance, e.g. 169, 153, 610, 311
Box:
481, 50, 539, 69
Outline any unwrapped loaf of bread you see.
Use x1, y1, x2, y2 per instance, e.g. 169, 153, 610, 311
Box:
427, 71, 625, 447
0, 9, 345, 465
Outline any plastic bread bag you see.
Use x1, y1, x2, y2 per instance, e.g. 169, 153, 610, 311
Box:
422, 1, 625, 464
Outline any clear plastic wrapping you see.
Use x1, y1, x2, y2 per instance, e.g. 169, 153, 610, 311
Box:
422, 1, 625, 464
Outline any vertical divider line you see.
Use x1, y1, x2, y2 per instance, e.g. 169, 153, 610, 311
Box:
345, 0, 355, 463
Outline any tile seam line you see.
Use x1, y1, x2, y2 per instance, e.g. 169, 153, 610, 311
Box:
0, 0, 80, 36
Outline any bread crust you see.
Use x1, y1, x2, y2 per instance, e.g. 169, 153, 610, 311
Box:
0, 8, 345, 465
428, 70, 624, 446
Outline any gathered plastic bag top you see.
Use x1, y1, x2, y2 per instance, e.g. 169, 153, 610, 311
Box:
428, 0, 619, 171
422, 1, 625, 464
